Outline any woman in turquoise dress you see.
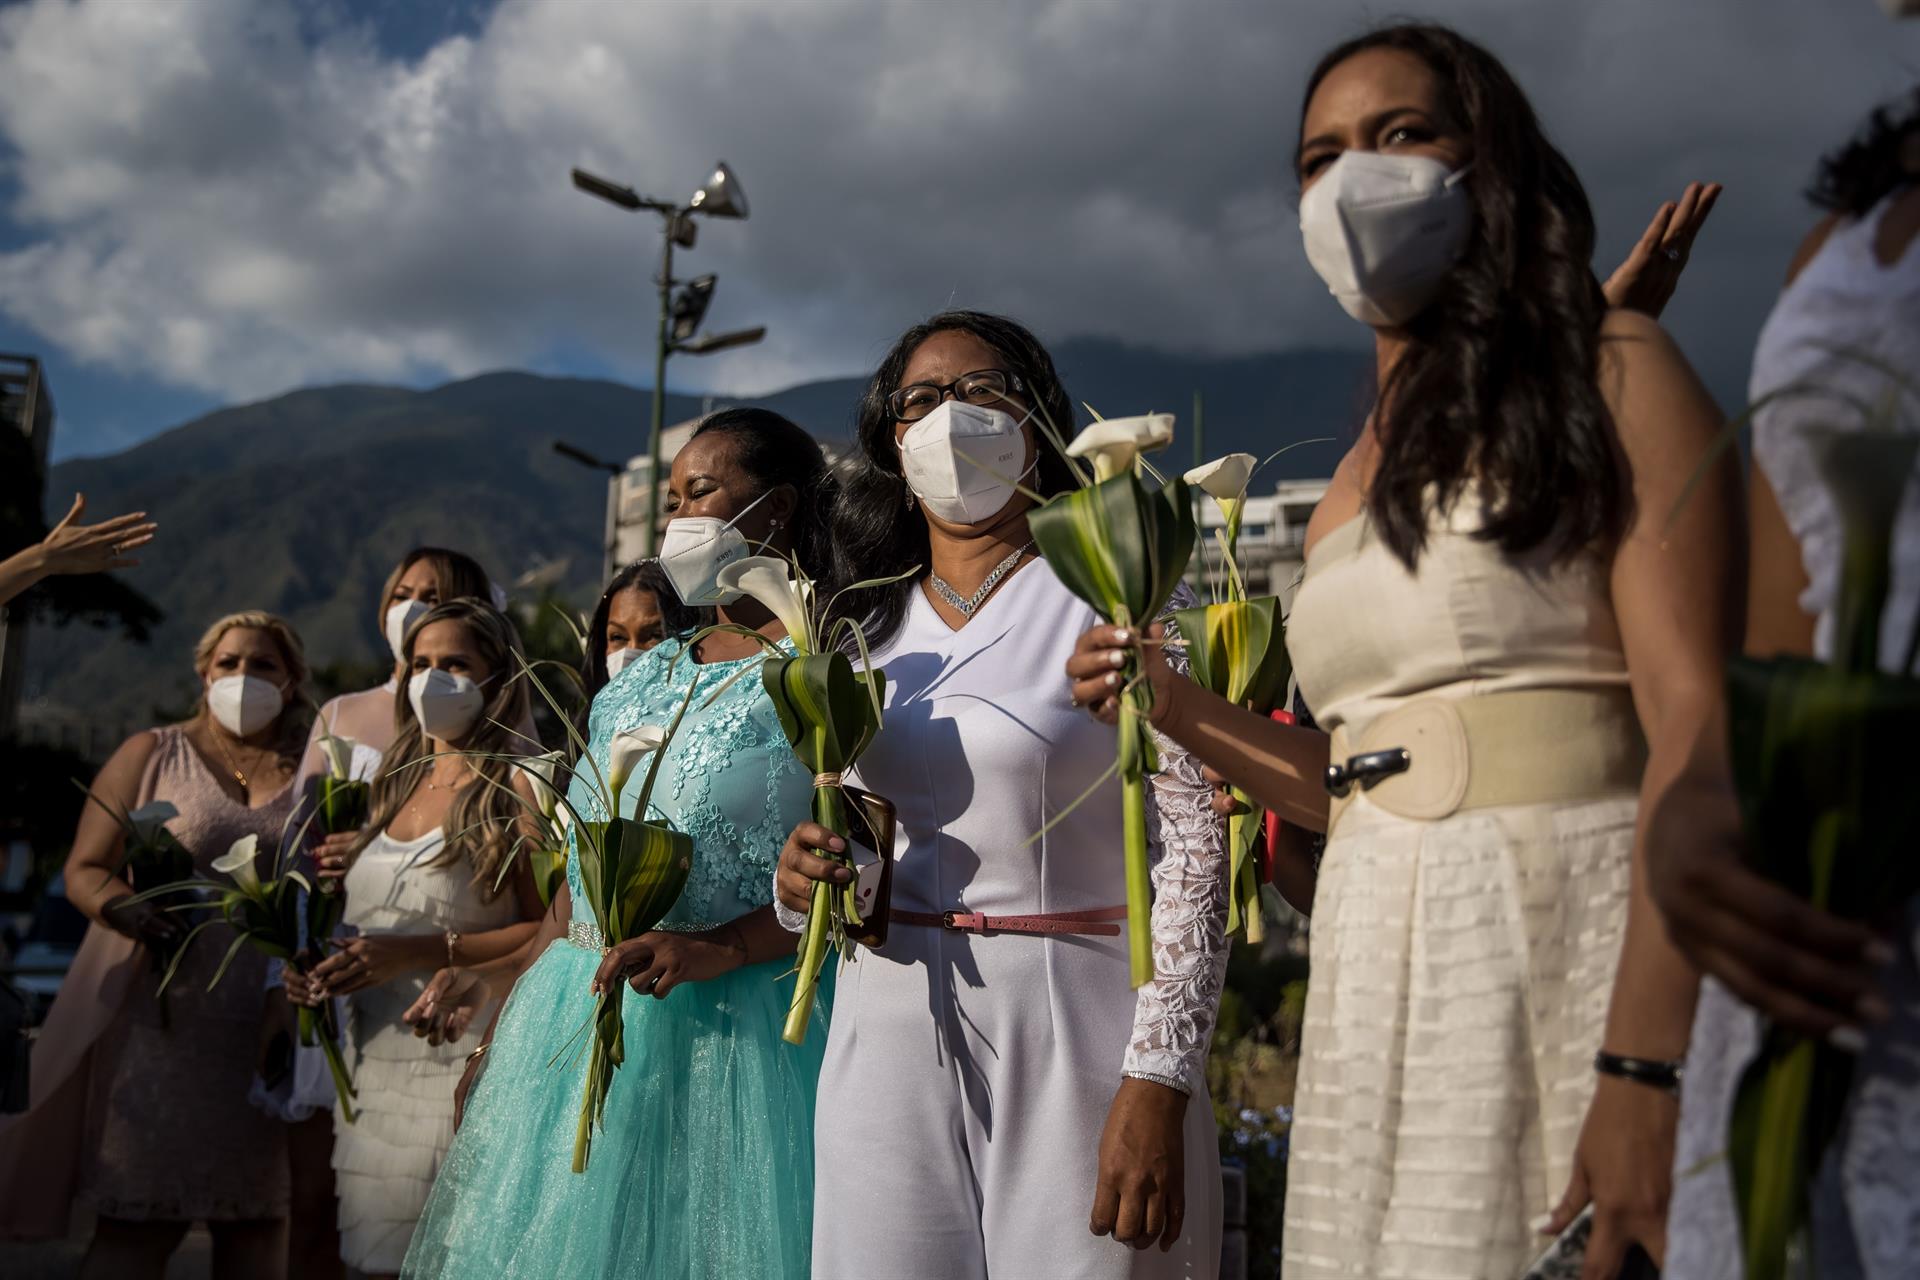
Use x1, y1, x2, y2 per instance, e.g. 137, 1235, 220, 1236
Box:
400, 409, 834, 1278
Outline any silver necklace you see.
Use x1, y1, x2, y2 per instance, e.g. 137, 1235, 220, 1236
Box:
929, 542, 1033, 617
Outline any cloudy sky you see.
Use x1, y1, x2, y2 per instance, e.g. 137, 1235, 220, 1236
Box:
0, 0, 1914, 460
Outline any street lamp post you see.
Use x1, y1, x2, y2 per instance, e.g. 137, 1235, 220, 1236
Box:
572, 161, 763, 556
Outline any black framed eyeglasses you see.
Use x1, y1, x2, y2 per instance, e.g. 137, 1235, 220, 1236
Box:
888, 368, 1026, 422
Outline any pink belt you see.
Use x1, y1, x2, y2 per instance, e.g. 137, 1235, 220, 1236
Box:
891, 906, 1128, 937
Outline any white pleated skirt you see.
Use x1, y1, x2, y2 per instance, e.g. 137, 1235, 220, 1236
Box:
334, 983, 483, 1274
1281, 792, 1635, 1280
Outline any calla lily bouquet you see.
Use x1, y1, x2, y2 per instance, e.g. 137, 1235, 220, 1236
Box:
127, 829, 361, 1119
456, 654, 697, 1172
1681, 354, 1920, 1280
708, 553, 904, 1046
1174, 446, 1323, 943
534, 702, 695, 1172
77, 792, 197, 1025
1025, 412, 1197, 987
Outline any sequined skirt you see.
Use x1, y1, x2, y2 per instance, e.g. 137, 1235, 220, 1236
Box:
401, 935, 833, 1279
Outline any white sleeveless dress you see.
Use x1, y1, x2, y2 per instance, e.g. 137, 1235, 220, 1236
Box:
333, 827, 516, 1273
1280, 502, 1639, 1279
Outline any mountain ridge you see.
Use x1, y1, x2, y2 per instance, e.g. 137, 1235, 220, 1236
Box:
25, 339, 1370, 727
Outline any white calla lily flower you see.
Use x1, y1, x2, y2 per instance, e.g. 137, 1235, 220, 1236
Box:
606, 726, 670, 801
126, 801, 178, 845
715, 556, 815, 651
1065, 414, 1175, 482
318, 731, 358, 781
526, 750, 567, 821
1184, 453, 1257, 503
212, 834, 263, 894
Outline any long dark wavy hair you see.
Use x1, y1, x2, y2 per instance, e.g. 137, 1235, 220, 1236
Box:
829, 310, 1079, 650
1810, 86, 1920, 218
1301, 24, 1624, 568
685, 406, 834, 589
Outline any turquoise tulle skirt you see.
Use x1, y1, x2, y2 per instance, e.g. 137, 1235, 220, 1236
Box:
401, 935, 830, 1278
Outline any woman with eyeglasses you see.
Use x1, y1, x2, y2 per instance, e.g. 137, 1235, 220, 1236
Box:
773, 310, 1228, 1277
1064, 24, 1739, 1279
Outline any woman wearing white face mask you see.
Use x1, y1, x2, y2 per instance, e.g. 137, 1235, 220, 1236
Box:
282, 599, 543, 1278
295, 547, 497, 789
1065, 24, 1738, 1279
579, 557, 701, 704
258, 545, 497, 1280
772, 310, 1228, 1278
0, 612, 309, 1276
397, 409, 834, 1279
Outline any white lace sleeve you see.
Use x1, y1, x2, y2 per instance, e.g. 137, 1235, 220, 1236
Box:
1124, 587, 1230, 1094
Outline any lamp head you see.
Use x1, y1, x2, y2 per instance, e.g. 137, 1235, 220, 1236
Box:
689, 162, 748, 219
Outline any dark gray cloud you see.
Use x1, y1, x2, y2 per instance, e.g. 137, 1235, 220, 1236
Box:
0, 0, 1912, 420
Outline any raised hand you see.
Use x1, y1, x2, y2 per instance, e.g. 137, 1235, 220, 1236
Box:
1602, 181, 1723, 318
37, 494, 157, 575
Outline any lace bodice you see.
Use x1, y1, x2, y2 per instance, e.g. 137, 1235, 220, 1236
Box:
567, 638, 811, 932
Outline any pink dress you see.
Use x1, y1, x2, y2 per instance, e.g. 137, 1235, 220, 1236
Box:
0, 724, 295, 1233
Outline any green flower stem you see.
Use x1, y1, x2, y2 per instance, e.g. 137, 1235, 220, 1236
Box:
1122, 763, 1152, 988
296, 999, 357, 1122
1742, 1038, 1817, 1280
1837, 526, 1893, 674
1227, 791, 1264, 946
783, 781, 848, 1045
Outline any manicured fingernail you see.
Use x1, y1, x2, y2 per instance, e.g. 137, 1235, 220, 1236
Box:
1114, 629, 1130, 643
1106, 672, 1120, 688
1857, 994, 1893, 1025
1107, 649, 1127, 667
1866, 939, 1899, 967
1829, 1026, 1869, 1054
1528, 1212, 1553, 1234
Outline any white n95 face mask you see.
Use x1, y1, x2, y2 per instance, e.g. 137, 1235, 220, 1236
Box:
409, 668, 486, 741
656, 489, 771, 607
899, 400, 1035, 526
385, 598, 431, 662
605, 645, 643, 681
207, 675, 285, 737
1299, 151, 1474, 328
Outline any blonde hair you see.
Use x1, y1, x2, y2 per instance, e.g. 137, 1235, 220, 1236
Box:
191, 610, 311, 758
375, 547, 495, 637
361, 598, 533, 901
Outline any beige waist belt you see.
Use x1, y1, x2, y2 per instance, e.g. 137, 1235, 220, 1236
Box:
1325, 687, 1646, 832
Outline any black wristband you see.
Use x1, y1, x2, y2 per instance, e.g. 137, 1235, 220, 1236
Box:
1594, 1050, 1684, 1095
